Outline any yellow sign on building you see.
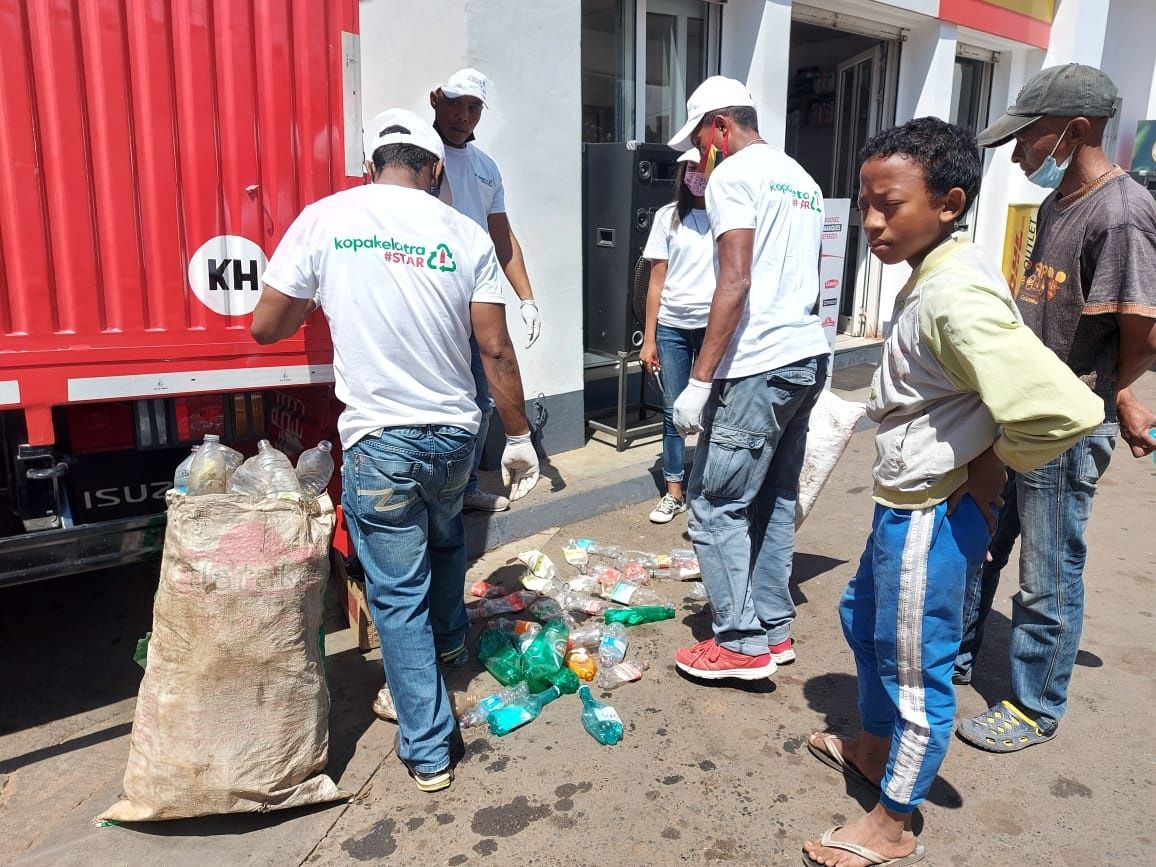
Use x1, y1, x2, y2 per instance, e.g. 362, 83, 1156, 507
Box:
1002, 204, 1040, 294
984, 0, 1055, 22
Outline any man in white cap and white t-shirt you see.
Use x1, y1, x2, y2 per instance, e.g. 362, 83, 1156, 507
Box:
250, 108, 539, 793
430, 68, 542, 514
666, 77, 830, 683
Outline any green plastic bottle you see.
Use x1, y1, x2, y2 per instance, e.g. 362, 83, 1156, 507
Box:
578, 685, 624, 745
487, 685, 562, 736
478, 628, 523, 686
604, 604, 676, 626
521, 619, 569, 692
548, 665, 581, 695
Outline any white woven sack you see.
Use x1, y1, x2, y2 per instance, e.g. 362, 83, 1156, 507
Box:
99, 492, 343, 822
796, 389, 867, 526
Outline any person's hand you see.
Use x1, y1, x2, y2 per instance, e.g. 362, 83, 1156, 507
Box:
672, 378, 713, 436
948, 445, 1006, 535
640, 339, 660, 378
520, 301, 541, 349
501, 433, 539, 501
1117, 389, 1156, 458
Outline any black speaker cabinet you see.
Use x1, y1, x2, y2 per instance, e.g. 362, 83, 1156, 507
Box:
582, 142, 680, 355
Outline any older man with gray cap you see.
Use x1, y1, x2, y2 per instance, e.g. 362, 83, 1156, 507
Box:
251, 108, 539, 792
954, 64, 1156, 753
665, 76, 830, 682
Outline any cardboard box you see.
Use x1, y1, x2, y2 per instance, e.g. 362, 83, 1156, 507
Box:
334, 552, 379, 651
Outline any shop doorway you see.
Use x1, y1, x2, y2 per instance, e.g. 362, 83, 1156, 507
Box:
786, 21, 897, 337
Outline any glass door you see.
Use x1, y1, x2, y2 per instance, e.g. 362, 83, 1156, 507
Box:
832, 45, 886, 335
643, 0, 710, 142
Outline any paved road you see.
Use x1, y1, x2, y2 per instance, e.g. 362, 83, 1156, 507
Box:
2, 376, 1155, 866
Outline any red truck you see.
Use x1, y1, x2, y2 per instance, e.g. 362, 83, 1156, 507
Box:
0, 0, 360, 585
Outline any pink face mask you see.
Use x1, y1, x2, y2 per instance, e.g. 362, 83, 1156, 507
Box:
684, 170, 708, 197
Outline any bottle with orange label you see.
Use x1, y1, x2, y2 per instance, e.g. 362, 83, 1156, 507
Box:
566, 646, 597, 681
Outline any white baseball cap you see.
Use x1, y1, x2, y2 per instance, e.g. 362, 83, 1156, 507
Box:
439, 68, 492, 108
667, 76, 756, 151
677, 150, 700, 164
364, 108, 445, 163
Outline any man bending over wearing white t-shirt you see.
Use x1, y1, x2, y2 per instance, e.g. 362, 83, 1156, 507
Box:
251, 109, 539, 794
667, 77, 830, 683
430, 68, 542, 514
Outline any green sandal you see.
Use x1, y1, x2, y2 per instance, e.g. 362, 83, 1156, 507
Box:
956, 700, 1055, 753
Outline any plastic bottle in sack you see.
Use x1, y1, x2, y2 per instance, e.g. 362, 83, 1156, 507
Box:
188, 436, 229, 495
172, 445, 199, 494
255, 440, 302, 495
296, 440, 335, 497
598, 622, 628, 667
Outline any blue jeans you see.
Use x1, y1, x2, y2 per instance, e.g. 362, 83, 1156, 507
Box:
656, 323, 706, 484
955, 422, 1116, 732
687, 354, 827, 654
465, 336, 494, 495
841, 498, 991, 812
342, 425, 473, 773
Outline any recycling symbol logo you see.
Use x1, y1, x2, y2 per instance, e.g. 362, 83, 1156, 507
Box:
428, 243, 457, 273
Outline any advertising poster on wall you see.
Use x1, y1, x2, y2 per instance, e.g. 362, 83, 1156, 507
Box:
1001, 203, 1040, 293
819, 199, 851, 349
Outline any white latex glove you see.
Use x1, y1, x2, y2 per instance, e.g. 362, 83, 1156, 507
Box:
672, 378, 713, 436
520, 300, 541, 348
501, 433, 540, 501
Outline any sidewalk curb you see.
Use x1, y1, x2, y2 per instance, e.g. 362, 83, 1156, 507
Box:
463, 458, 666, 557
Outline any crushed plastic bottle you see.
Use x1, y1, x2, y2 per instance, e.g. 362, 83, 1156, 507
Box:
468, 590, 539, 622
528, 597, 568, 622
469, 580, 508, 599
488, 685, 561, 736
517, 549, 558, 591
458, 682, 531, 728
578, 685, 624, 745
567, 622, 605, 650
571, 538, 623, 560
621, 561, 653, 586
686, 582, 709, 601
565, 573, 599, 594
671, 548, 700, 580
601, 581, 664, 607
604, 604, 677, 626
478, 628, 523, 686
598, 622, 628, 668
562, 541, 589, 569
549, 666, 581, 695
521, 620, 569, 693
566, 647, 597, 681
595, 658, 650, 691
555, 589, 610, 617
227, 440, 301, 496
591, 564, 624, 588
172, 445, 200, 495
295, 440, 335, 497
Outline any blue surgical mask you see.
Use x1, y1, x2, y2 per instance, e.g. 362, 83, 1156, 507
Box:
1028, 122, 1074, 190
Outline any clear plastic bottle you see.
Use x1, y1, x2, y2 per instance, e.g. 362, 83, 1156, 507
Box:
578, 685, 623, 745
458, 682, 530, 728
594, 658, 650, 691
172, 445, 200, 495
567, 622, 605, 650
487, 685, 561, 736
467, 590, 540, 622
598, 622, 628, 668
555, 589, 610, 617
188, 437, 229, 495
228, 440, 301, 496
601, 581, 664, 607
295, 440, 335, 497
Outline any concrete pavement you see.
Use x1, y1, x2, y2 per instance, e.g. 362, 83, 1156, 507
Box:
2, 372, 1154, 866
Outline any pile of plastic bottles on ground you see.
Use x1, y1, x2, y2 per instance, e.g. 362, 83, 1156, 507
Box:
171, 434, 335, 499
457, 540, 703, 746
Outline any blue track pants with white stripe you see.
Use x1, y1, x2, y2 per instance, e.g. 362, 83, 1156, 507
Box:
839, 497, 991, 813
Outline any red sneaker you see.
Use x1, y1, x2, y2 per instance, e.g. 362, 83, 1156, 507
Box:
675, 638, 776, 680
769, 638, 796, 664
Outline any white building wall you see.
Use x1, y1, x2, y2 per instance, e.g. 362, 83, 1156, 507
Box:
359, 0, 586, 455
720, 0, 793, 148
1100, 0, 1156, 168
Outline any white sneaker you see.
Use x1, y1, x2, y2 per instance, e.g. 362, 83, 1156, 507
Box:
463, 490, 510, 512
372, 685, 397, 722
649, 493, 687, 524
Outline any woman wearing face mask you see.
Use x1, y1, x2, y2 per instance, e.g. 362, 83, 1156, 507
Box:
639, 150, 716, 524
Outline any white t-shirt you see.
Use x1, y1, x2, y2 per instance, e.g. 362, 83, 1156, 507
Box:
642, 204, 715, 329
441, 142, 506, 230
706, 142, 830, 379
263, 184, 505, 448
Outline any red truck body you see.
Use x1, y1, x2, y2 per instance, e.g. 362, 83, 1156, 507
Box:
0, 0, 360, 584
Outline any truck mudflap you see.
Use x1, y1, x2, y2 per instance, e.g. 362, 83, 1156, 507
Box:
0, 515, 166, 589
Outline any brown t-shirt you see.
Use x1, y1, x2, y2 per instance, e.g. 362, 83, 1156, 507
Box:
1015, 172, 1156, 409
